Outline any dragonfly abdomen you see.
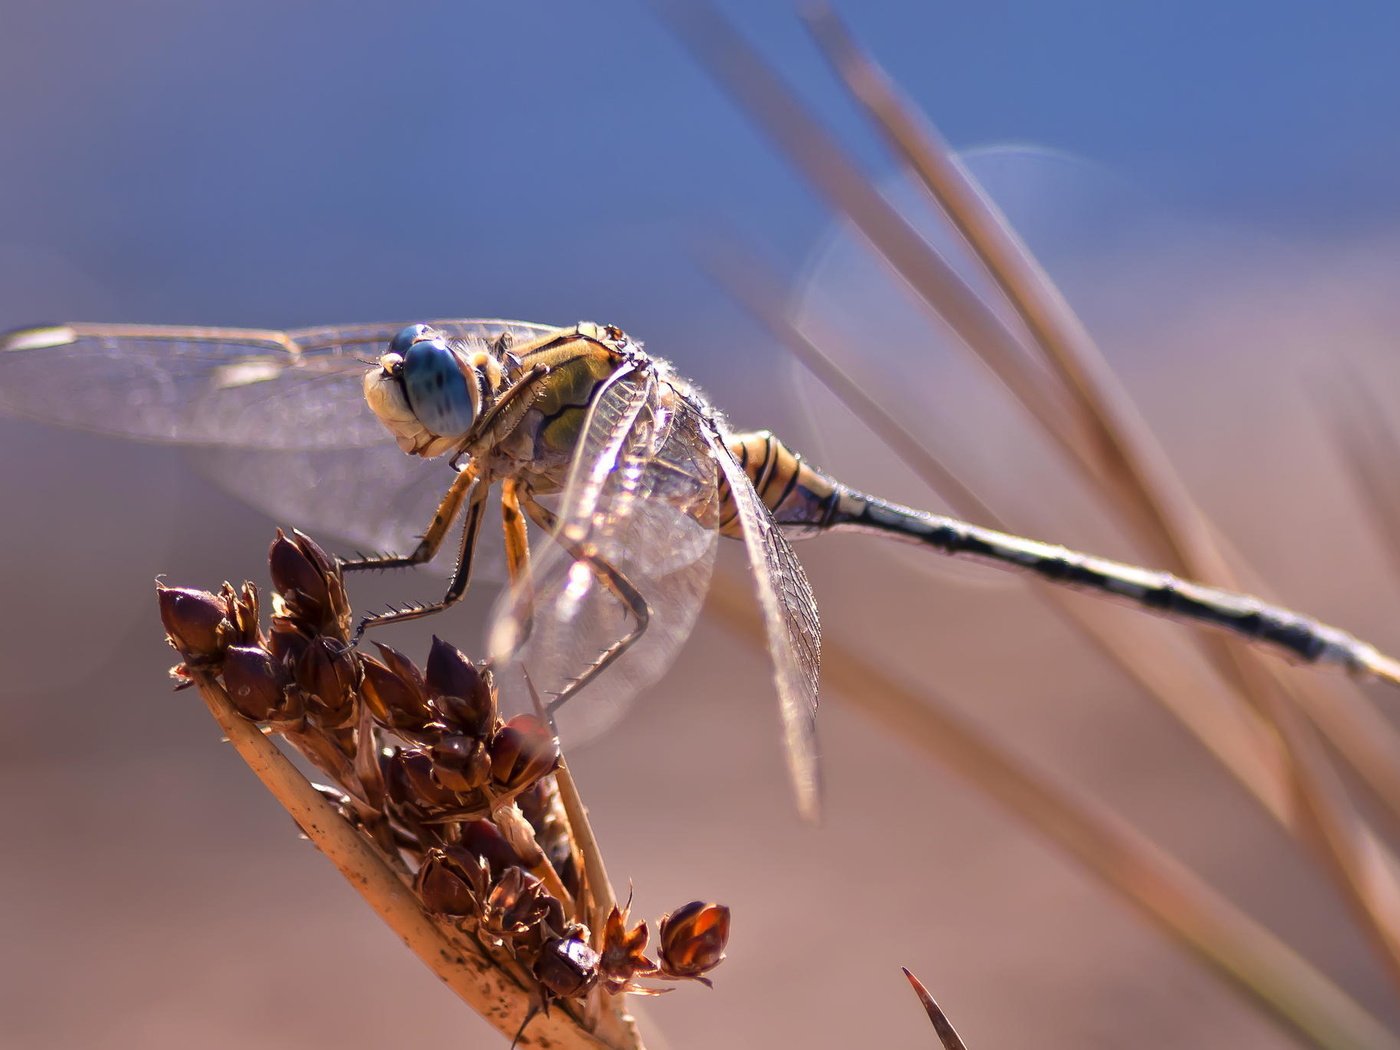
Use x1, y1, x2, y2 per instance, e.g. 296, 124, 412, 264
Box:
826, 488, 1368, 669
721, 430, 843, 540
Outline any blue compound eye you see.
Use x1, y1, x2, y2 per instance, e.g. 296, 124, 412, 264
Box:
401, 337, 478, 438
389, 323, 437, 357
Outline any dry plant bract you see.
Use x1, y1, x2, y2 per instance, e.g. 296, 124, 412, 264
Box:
157, 529, 730, 1048
902, 968, 969, 1050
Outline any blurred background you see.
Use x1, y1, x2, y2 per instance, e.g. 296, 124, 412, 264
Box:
5, 2, 1400, 1047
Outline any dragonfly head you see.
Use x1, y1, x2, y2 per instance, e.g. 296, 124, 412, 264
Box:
364, 324, 490, 458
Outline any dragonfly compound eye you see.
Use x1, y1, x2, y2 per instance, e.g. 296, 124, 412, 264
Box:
402, 336, 481, 440
389, 322, 437, 357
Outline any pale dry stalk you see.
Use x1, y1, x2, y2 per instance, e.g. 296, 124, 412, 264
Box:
190, 668, 644, 1050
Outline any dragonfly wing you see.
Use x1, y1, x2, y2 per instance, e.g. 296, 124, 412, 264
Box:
488, 380, 720, 745
709, 425, 823, 820
0, 318, 557, 450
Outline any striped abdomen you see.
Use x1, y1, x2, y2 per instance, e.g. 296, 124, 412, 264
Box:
719, 430, 844, 539
721, 429, 1376, 673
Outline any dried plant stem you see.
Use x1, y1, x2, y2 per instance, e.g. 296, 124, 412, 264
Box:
651, 0, 1097, 469
705, 245, 1288, 819
671, 1, 1400, 990
555, 756, 620, 934
792, 17, 1400, 986
1326, 379, 1400, 586
190, 670, 644, 1050
707, 576, 1400, 1050
801, 1, 1400, 695
717, 246, 1400, 946
902, 968, 969, 1050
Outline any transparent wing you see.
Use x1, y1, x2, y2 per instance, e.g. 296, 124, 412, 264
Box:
709, 425, 822, 820
0, 318, 558, 450
184, 441, 507, 581
488, 380, 720, 745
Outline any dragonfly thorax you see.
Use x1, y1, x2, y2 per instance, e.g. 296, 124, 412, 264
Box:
363, 324, 506, 458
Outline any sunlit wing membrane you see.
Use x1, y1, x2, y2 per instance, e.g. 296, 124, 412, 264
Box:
0, 318, 557, 451
709, 425, 823, 820
556, 365, 656, 532
488, 383, 720, 744
182, 440, 505, 581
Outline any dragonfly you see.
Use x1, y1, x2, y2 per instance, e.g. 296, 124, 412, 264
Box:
2, 316, 1396, 819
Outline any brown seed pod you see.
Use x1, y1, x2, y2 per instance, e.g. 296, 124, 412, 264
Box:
359, 644, 433, 734
429, 735, 493, 793
268, 529, 350, 638
415, 846, 491, 917
425, 636, 497, 737
383, 747, 481, 823
457, 819, 526, 876
490, 715, 560, 791
534, 934, 601, 999
481, 867, 564, 951
295, 635, 362, 730
221, 645, 297, 723
657, 902, 730, 986
157, 584, 234, 663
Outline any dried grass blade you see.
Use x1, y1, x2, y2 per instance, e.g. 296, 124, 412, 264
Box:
647, 0, 1099, 476
706, 575, 1400, 1050
763, 5, 1400, 984
1321, 376, 1400, 585
902, 968, 969, 1050
702, 242, 1286, 819
799, 1, 1400, 695
555, 756, 620, 936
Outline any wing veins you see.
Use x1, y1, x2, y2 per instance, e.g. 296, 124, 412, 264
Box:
709, 425, 823, 820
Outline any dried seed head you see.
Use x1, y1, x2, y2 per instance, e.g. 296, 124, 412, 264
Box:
360, 646, 433, 734
534, 935, 601, 999
517, 780, 580, 899
220, 581, 262, 646
490, 715, 560, 791
458, 819, 526, 876
295, 636, 361, 730
429, 735, 493, 793
426, 636, 497, 735
658, 902, 730, 985
599, 905, 657, 994
416, 845, 491, 917
384, 747, 474, 818
267, 618, 310, 668
222, 645, 296, 723
268, 529, 350, 638
481, 867, 563, 948
158, 584, 234, 663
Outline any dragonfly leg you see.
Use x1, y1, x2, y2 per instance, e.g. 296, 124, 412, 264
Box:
499, 478, 537, 649
339, 462, 479, 573
515, 489, 652, 713
353, 481, 491, 641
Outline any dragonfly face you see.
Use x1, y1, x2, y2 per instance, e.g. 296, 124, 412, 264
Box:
365, 324, 505, 459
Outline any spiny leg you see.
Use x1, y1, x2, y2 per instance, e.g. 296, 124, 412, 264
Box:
499, 478, 536, 649
515, 489, 651, 714
339, 462, 479, 573
354, 480, 491, 640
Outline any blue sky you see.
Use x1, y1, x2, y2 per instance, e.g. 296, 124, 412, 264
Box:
3, 1, 1398, 346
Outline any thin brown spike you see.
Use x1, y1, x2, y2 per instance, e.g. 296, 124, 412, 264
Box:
901, 968, 969, 1050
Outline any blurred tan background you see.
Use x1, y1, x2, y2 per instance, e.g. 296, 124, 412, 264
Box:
5, 4, 1400, 1047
